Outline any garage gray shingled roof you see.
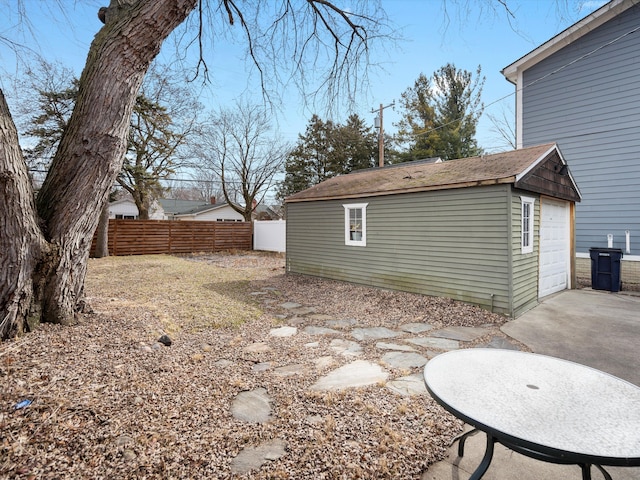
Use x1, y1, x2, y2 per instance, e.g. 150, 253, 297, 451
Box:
285, 143, 559, 203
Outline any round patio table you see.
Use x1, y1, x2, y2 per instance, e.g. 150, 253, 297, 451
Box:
423, 349, 640, 480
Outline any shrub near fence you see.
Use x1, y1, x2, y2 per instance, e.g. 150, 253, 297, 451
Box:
90, 219, 253, 257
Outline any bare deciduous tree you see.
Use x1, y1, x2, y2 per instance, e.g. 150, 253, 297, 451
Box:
487, 104, 516, 151
117, 64, 203, 219
0, 0, 391, 339
200, 103, 289, 221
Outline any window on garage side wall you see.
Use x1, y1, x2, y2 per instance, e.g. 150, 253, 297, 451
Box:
343, 203, 368, 246
520, 196, 535, 254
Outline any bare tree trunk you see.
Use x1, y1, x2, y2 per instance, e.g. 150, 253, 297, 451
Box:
132, 189, 151, 220
34, 0, 197, 326
94, 201, 110, 258
1, 0, 198, 338
0, 91, 50, 338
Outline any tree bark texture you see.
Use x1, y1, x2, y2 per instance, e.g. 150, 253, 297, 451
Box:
0, 91, 50, 338
131, 186, 151, 220
1, 0, 198, 339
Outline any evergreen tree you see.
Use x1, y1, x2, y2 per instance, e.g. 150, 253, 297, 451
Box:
395, 64, 485, 162
277, 113, 377, 199
339, 114, 378, 172
277, 115, 336, 199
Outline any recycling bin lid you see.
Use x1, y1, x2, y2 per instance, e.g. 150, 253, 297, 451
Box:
589, 247, 623, 256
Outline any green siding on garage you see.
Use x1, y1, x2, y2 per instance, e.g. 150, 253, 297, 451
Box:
286, 185, 514, 315
510, 189, 541, 317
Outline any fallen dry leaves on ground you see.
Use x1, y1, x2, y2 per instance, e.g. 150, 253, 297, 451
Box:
1, 252, 515, 479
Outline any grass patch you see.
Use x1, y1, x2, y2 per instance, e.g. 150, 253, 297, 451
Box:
85, 254, 264, 333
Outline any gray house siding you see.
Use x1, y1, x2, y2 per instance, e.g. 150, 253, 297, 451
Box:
286, 185, 515, 315
510, 189, 540, 317
520, 3, 640, 254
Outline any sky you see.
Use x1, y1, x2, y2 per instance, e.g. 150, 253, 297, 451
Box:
0, 0, 607, 155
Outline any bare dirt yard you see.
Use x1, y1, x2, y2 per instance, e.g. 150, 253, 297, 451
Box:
1, 252, 518, 479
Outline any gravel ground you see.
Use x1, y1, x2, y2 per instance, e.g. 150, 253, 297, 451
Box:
1, 252, 518, 479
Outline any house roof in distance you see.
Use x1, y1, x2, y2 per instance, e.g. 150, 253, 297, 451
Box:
173, 203, 232, 216
158, 198, 209, 214
285, 143, 581, 203
158, 198, 230, 215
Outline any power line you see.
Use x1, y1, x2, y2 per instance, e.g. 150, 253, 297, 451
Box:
520, 22, 640, 92
27, 169, 249, 185
408, 22, 640, 139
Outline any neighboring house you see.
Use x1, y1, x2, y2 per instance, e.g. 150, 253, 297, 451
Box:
502, 0, 640, 286
172, 205, 244, 222
254, 203, 285, 220
285, 144, 581, 318
108, 197, 245, 221
107, 198, 163, 220
108, 198, 138, 219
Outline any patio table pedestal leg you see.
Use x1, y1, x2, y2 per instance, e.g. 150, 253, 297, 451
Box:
453, 428, 480, 457
594, 464, 613, 480
468, 433, 496, 480
580, 464, 613, 480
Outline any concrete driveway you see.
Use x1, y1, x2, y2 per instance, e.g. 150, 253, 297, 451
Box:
502, 288, 640, 386
423, 288, 640, 480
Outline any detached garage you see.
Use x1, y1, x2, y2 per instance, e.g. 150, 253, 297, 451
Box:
285, 143, 581, 318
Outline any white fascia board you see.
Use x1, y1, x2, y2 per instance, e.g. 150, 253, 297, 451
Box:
501, 0, 633, 83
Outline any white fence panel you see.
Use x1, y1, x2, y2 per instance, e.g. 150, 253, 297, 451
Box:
253, 220, 286, 252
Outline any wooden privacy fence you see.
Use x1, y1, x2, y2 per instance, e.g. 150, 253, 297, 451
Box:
91, 220, 253, 256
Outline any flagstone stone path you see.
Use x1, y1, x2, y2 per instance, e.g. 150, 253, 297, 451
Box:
231, 388, 273, 423
228, 286, 523, 473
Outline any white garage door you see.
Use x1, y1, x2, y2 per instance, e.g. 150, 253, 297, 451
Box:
538, 198, 570, 298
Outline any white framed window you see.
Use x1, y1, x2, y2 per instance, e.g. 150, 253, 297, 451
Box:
520, 196, 535, 254
343, 203, 368, 246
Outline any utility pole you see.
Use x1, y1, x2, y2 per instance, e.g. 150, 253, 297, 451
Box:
372, 102, 394, 167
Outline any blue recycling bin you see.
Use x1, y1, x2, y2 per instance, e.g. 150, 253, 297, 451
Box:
589, 248, 623, 292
